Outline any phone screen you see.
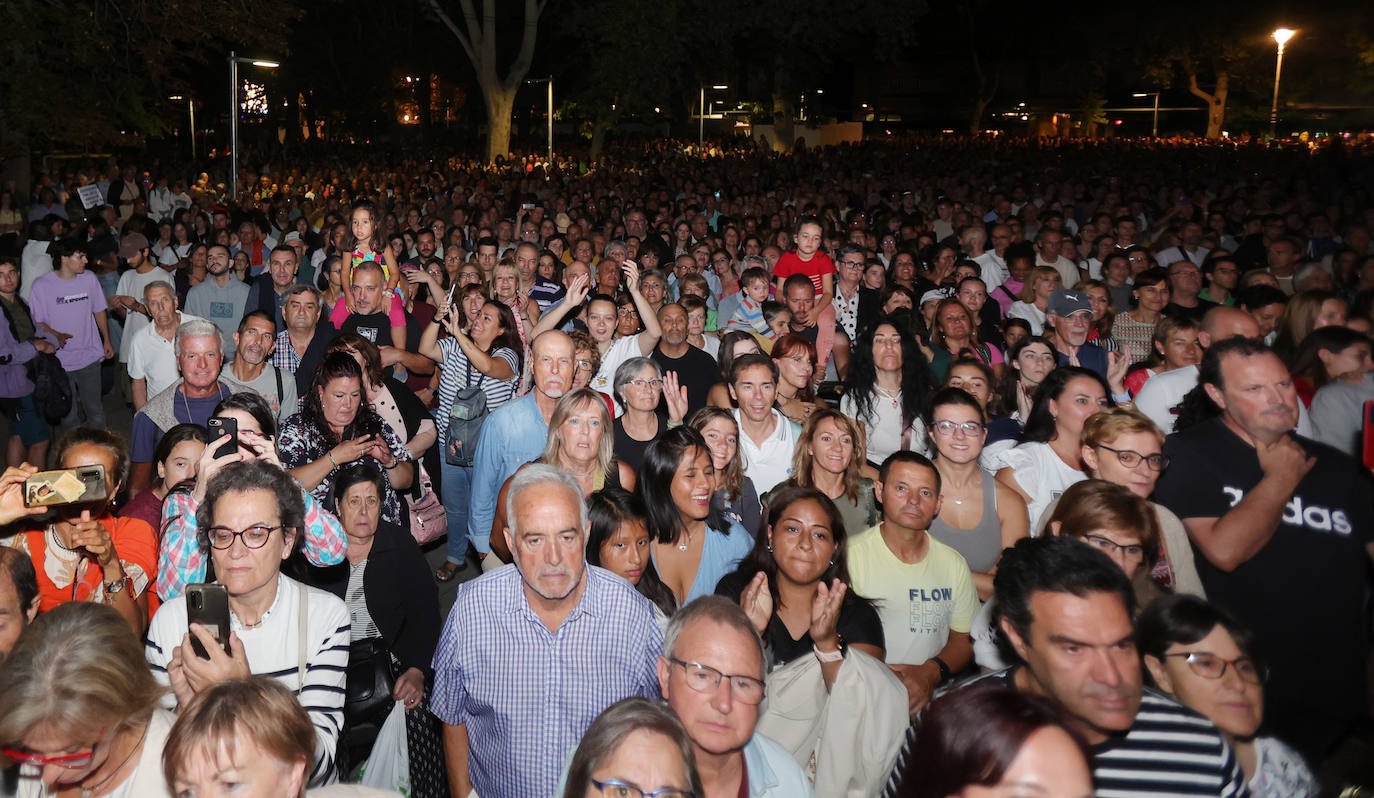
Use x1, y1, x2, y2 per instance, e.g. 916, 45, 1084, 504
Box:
208, 417, 238, 459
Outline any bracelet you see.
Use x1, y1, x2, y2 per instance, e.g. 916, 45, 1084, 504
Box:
931, 655, 952, 684
813, 644, 844, 663
384, 460, 401, 470
327, 451, 337, 467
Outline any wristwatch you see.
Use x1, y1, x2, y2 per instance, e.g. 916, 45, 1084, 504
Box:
104, 575, 133, 597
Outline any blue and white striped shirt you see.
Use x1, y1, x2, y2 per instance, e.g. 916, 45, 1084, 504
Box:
430, 563, 665, 798
434, 339, 519, 436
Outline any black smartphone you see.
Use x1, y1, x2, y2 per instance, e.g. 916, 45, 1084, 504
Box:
23, 464, 108, 508
207, 416, 237, 459
186, 583, 232, 659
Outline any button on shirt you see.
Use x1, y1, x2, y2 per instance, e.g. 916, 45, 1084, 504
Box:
430, 564, 664, 798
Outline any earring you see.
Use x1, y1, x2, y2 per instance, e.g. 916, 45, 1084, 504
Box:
767, 544, 774, 553
828, 559, 834, 567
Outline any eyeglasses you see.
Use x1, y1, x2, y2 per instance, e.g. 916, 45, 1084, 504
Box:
668, 658, 766, 704
618, 307, 639, 317
627, 378, 663, 389
3, 732, 102, 770
1163, 651, 1267, 684
206, 524, 285, 550
1096, 445, 1169, 471
589, 779, 695, 798
1082, 533, 1145, 560
840, 259, 865, 268
932, 419, 986, 436
575, 359, 593, 373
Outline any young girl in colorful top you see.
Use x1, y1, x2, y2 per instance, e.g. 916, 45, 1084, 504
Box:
771, 216, 837, 376
338, 201, 403, 316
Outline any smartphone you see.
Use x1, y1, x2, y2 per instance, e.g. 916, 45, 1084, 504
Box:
23, 464, 108, 508
207, 416, 238, 459
1362, 401, 1374, 470
521, 202, 534, 210
186, 583, 232, 659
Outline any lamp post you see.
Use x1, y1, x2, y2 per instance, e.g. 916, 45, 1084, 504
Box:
228, 50, 279, 199
1132, 92, 1161, 138
699, 84, 728, 147
525, 76, 554, 171
169, 95, 196, 160
1270, 28, 1295, 140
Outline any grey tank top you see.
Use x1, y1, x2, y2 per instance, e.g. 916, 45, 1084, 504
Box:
928, 473, 1002, 573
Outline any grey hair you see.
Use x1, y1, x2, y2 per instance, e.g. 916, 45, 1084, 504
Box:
612, 356, 662, 406
505, 462, 588, 539
1296, 262, 1331, 286
639, 268, 668, 285
662, 595, 767, 680
286, 283, 323, 302
174, 317, 223, 354
603, 239, 628, 258
560, 698, 703, 798
143, 279, 176, 302
739, 254, 768, 271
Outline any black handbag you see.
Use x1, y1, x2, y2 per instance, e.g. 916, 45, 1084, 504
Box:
338, 636, 398, 775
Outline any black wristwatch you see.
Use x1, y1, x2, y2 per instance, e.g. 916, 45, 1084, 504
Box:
931, 655, 952, 684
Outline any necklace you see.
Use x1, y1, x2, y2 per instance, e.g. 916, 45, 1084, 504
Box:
80, 723, 148, 798
875, 384, 901, 409
48, 523, 77, 552
677, 529, 694, 552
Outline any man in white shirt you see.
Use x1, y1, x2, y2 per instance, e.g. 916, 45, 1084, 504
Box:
1035, 229, 1080, 288
128, 281, 202, 409
730, 354, 798, 493
974, 224, 1011, 290
1153, 221, 1210, 269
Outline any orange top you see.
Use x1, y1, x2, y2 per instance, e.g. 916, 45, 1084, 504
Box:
10, 516, 160, 619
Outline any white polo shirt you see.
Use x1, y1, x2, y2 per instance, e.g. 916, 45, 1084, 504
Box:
127, 312, 205, 399
734, 408, 797, 494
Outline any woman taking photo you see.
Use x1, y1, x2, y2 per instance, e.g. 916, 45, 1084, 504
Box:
1111, 267, 1171, 357
772, 409, 878, 541
0, 603, 174, 798
585, 487, 677, 619
1007, 266, 1063, 335
1139, 596, 1317, 798
418, 293, 522, 581
642, 427, 753, 606
145, 460, 351, 787
10, 427, 156, 635
770, 333, 824, 424
278, 351, 414, 529
841, 320, 933, 471
926, 388, 1029, 601
717, 486, 885, 678
688, 406, 762, 537
307, 464, 446, 794
927, 298, 1004, 382
994, 366, 1111, 529
489, 388, 638, 561
612, 357, 687, 473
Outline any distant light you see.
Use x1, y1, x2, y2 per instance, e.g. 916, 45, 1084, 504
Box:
403, 114, 410, 122
712, 84, 728, 90
1020, 115, 1029, 121
861, 103, 869, 109
885, 129, 892, 135
251, 60, 279, 68
1018, 102, 1026, 107
653, 107, 661, 113
168, 94, 185, 101
1273, 27, 1295, 46
1113, 119, 1123, 125
1132, 93, 1148, 98
816, 89, 824, 95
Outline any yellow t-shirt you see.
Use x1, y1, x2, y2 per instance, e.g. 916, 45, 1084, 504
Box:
847, 524, 978, 666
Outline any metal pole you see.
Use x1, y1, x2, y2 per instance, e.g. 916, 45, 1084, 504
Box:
1151, 93, 1160, 138
1269, 42, 1286, 140
189, 99, 197, 161
547, 77, 553, 169
229, 51, 238, 199
698, 86, 704, 148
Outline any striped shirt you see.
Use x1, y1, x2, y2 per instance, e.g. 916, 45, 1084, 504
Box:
430, 564, 664, 798
145, 574, 351, 786
434, 339, 519, 436
884, 668, 1248, 798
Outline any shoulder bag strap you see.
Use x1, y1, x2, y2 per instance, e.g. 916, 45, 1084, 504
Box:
296, 584, 308, 695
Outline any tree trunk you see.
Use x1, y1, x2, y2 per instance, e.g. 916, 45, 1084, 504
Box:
589, 117, 608, 161
1189, 71, 1228, 140
484, 87, 516, 163
771, 93, 796, 152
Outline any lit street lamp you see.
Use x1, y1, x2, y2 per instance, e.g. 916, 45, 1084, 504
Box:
1133, 92, 1161, 138
229, 51, 279, 199
699, 84, 728, 147
525, 76, 554, 172
1269, 28, 1295, 140
169, 95, 195, 160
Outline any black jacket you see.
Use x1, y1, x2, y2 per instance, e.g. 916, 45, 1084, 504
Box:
308, 520, 442, 675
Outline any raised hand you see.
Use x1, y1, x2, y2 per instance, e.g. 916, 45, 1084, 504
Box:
662, 370, 689, 425
809, 578, 847, 649
739, 571, 774, 634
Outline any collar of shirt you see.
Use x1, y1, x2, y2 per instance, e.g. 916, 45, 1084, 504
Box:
500, 563, 609, 628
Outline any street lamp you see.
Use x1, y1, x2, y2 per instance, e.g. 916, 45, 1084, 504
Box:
1269, 28, 1295, 140
699, 84, 728, 147
229, 50, 279, 199
525, 76, 554, 172
169, 95, 196, 160
1133, 92, 1161, 138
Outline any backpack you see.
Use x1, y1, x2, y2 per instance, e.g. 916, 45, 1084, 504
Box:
444, 364, 489, 467
28, 352, 71, 424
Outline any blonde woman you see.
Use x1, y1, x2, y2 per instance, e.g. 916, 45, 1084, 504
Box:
1006, 266, 1063, 335
767, 408, 879, 541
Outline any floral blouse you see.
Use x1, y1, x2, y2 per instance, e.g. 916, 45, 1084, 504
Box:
277, 410, 413, 526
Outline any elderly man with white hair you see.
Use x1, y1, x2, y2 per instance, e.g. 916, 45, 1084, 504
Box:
430, 463, 665, 798
128, 318, 237, 492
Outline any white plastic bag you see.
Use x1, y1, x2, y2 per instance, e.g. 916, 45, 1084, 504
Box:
357, 700, 410, 794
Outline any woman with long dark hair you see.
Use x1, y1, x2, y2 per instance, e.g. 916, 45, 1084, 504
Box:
841, 319, 933, 471
716, 486, 884, 679
642, 426, 752, 606
688, 406, 762, 536
585, 487, 677, 619
994, 366, 1111, 529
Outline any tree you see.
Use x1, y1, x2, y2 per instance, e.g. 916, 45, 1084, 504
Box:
422, 0, 547, 163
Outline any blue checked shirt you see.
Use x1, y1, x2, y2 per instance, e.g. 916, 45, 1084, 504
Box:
272, 329, 301, 373
430, 563, 664, 798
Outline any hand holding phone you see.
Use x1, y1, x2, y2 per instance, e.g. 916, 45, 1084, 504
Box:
186, 583, 232, 659
207, 416, 238, 459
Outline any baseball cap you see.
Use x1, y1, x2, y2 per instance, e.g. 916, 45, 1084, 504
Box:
1048, 289, 1093, 317
118, 233, 149, 260
555, 212, 572, 233
283, 231, 303, 244
920, 288, 953, 306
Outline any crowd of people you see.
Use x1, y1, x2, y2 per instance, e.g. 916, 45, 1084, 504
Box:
0, 133, 1372, 798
